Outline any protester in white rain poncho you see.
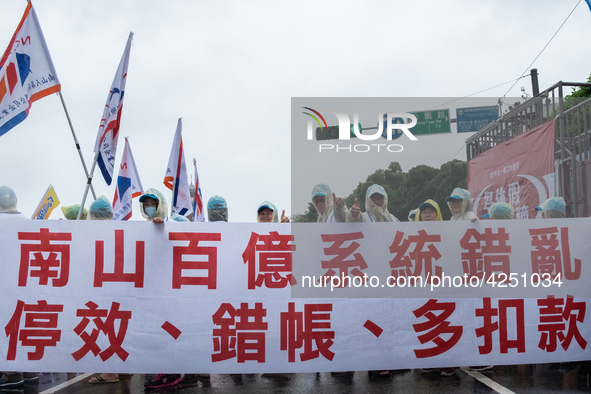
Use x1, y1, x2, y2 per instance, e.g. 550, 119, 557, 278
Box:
208, 195, 228, 222
482, 202, 515, 220
61, 204, 87, 220
0, 186, 34, 385
0, 186, 26, 219
446, 187, 477, 222
536, 197, 566, 218
171, 214, 190, 222
257, 201, 290, 223
140, 187, 182, 389
139, 188, 168, 224
469, 200, 513, 374
88, 196, 113, 220
347, 184, 399, 222
257, 201, 278, 223
86, 195, 118, 385
311, 183, 348, 223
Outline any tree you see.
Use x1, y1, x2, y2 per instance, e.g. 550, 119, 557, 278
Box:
291, 202, 318, 223
292, 160, 469, 222
563, 74, 591, 111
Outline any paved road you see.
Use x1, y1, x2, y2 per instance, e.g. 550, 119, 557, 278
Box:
7, 363, 591, 393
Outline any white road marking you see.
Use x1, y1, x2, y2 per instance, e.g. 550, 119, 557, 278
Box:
460, 367, 517, 394
38, 373, 93, 394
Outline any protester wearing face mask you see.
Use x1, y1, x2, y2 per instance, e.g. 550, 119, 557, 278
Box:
139, 189, 185, 389
139, 189, 168, 224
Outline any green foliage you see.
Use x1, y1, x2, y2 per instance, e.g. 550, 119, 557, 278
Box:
559, 75, 591, 154
291, 202, 318, 223
564, 75, 591, 111
295, 160, 468, 221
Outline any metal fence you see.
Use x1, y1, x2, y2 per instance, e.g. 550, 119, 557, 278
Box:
465, 81, 591, 217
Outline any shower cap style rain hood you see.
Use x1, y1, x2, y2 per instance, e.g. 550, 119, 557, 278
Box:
88, 195, 113, 220
208, 195, 228, 222
0, 186, 19, 213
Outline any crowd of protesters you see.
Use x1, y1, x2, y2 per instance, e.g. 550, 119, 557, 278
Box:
0, 183, 573, 388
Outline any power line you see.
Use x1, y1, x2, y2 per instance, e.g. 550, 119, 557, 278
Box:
501, 0, 582, 98
429, 75, 530, 110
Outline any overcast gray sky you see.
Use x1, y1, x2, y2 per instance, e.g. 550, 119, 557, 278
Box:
1, 0, 590, 222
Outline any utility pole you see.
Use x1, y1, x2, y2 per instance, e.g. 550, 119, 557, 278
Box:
531, 68, 541, 125
530, 68, 540, 97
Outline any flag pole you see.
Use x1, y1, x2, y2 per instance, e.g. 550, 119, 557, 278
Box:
76, 31, 133, 220
58, 91, 97, 201
76, 149, 100, 220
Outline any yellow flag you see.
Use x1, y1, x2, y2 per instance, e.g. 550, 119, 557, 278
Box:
31, 184, 60, 219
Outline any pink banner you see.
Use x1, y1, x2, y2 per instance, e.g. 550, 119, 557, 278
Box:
468, 120, 555, 219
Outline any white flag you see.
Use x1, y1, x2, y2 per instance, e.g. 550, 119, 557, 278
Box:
193, 158, 205, 222
112, 138, 143, 220
94, 32, 133, 185
0, 3, 60, 137
164, 118, 193, 218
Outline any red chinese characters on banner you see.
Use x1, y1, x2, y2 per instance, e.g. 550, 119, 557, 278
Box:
529, 227, 581, 281
412, 299, 462, 358
280, 303, 334, 362
389, 230, 442, 285
212, 302, 267, 363
538, 296, 587, 352
475, 298, 525, 354
169, 232, 221, 289
18, 228, 71, 287
94, 230, 144, 288
320, 232, 367, 286
242, 231, 296, 289
71, 301, 132, 362
459, 228, 511, 283
5, 300, 63, 360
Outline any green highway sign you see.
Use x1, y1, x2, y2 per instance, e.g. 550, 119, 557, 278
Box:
410, 109, 451, 135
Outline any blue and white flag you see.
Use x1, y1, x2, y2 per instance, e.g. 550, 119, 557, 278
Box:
164, 118, 193, 218
0, 3, 60, 137
112, 138, 143, 220
193, 158, 205, 222
94, 32, 133, 185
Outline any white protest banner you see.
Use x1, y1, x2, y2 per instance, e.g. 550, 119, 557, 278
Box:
0, 219, 588, 373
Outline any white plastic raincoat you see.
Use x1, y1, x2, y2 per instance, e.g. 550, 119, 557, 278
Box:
446, 188, 477, 221
311, 183, 347, 223
347, 184, 399, 222
257, 201, 278, 223
139, 188, 168, 221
